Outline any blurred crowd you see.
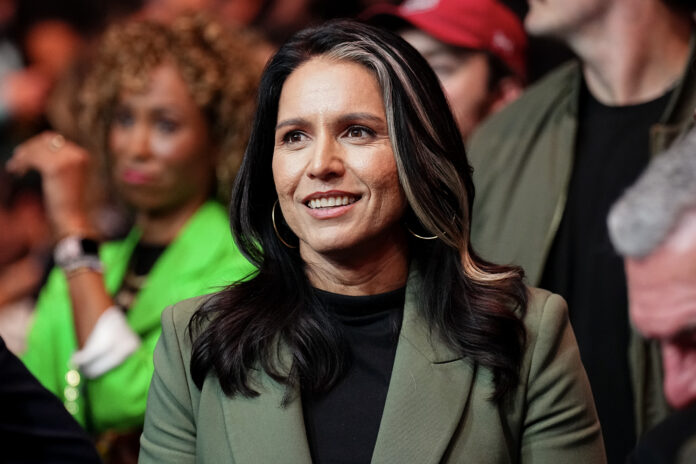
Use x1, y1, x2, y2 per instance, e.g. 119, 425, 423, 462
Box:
0, 0, 404, 352
0, 0, 550, 359
0, 0, 695, 463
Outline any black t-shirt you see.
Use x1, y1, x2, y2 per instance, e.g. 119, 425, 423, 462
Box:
540, 81, 673, 463
302, 287, 404, 464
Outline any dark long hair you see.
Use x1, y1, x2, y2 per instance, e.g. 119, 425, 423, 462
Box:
190, 20, 528, 401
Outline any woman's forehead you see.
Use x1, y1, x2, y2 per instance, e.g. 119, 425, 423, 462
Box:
277, 57, 385, 121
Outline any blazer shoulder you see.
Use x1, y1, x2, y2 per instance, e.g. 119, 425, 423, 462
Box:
161, 293, 217, 341
525, 286, 567, 313
468, 60, 580, 151
521, 287, 570, 345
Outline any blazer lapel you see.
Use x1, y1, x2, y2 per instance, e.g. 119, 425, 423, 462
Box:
219, 351, 313, 463
371, 271, 476, 464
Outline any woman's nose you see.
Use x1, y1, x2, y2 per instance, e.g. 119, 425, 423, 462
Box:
123, 124, 152, 161
307, 135, 345, 180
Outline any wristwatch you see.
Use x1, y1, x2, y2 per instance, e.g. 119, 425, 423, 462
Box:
54, 236, 103, 273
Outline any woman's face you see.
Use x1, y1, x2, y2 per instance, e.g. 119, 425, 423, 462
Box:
109, 63, 216, 215
272, 57, 407, 261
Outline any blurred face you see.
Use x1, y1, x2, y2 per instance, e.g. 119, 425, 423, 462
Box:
525, 0, 608, 40
109, 63, 216, 215
400, 29, 492, 140
626, 211, 696, 409
272, 57, 407, 261
25, 20, 82, 78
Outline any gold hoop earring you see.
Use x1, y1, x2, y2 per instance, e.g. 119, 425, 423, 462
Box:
272, 200, 297, 248
406, 226, 438, 240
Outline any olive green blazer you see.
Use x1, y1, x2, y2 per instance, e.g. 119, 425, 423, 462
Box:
139, 274, 606, 463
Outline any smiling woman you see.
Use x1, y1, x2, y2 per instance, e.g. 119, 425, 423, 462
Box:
8, 13, 262, 462
272, 58, 407, 284
140, 20, 606, 464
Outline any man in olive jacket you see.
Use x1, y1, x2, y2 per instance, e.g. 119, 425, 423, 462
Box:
467, 0, 695, 461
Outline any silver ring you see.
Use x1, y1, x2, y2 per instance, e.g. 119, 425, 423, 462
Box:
48, 134, 66, 152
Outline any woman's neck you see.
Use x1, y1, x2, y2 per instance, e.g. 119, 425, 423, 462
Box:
135, 196, 208, 245
302, 230, 409, 296
570, 1, 691, 105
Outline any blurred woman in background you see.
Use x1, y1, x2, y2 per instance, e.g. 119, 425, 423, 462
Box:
7, 13, 262, 461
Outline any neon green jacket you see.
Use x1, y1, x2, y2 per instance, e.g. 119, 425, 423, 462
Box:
22, 201, 255, 433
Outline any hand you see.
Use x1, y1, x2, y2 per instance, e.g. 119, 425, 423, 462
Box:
6, 132, 96, 239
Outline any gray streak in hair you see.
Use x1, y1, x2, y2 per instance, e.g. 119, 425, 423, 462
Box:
608, 127, 696, 258
325, 40, 468, 250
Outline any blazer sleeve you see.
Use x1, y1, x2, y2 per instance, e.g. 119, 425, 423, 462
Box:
520, 292, 607, 463
139, 305, 196, 464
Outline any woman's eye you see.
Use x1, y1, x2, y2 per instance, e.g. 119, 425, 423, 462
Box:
112, 110, 134, 128
283, 131, 307, 144
345, 126, 374, 139
156, 119, 179, 134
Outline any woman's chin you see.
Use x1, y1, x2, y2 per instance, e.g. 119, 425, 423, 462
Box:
300, 239, 358, 259
299, 229, 407, 263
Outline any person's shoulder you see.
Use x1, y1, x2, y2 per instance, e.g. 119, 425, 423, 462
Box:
469, 60, 580, 148
189, 201, 252, 260
196, 200, 229, 224
521, 61, 581, 104
520, 286, 569, 343
161, 293, 217, 340
172, 200, 256, 282
525, 286, 566, 311
483, 60, 579, 128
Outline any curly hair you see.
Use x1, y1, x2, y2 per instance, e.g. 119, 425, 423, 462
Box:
79, 13, 265, 200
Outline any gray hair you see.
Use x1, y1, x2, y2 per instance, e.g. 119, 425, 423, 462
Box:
608, 126, 696, 258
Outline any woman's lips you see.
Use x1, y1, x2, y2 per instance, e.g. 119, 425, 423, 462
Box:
303, 191, 361, 219
121, 169, 155, 185
305, 201, 358, 219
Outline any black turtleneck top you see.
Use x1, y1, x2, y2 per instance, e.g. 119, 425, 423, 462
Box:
302, 287, 405, 464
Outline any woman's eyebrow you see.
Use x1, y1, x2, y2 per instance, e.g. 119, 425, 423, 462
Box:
336, 112, 384, 125
151, 107, 183, 117
276, 117, 308, 131
276, 113, 384, 131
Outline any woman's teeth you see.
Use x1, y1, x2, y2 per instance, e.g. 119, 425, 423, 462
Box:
308, 196, 356, 209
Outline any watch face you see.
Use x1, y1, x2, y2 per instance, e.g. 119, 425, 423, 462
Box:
55, 237, 100, 267
81, 239, 100, 255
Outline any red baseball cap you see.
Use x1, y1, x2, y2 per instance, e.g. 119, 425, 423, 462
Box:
363, 0, 527, 81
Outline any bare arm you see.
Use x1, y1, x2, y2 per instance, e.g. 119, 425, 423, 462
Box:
7, 131, 112, 346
